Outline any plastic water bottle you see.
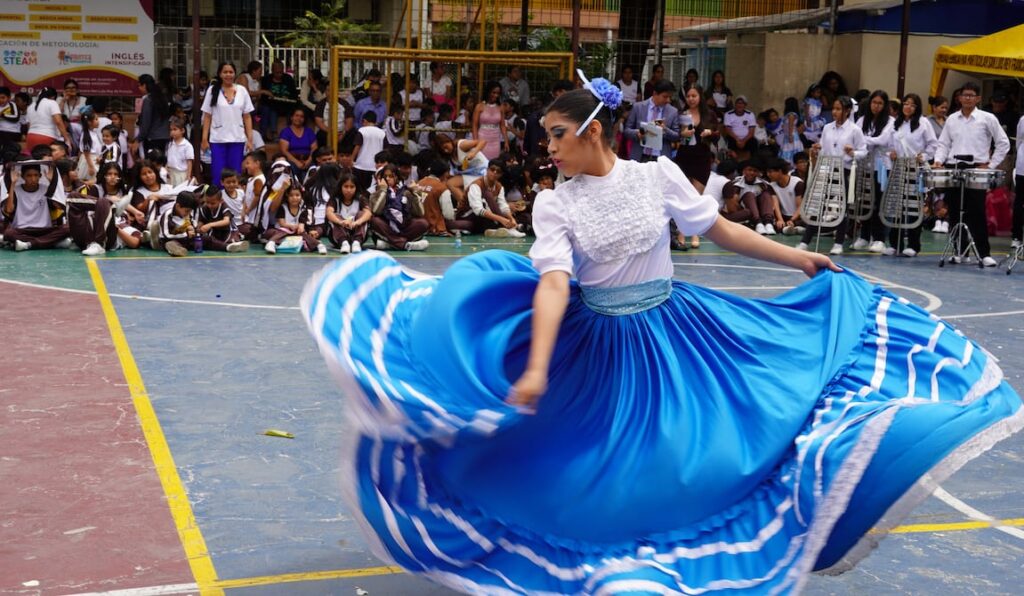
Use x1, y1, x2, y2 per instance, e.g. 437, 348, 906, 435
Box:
454, 230, 462, 249
194, 233, 203, 253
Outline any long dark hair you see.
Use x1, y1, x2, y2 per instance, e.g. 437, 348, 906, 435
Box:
139, 74, 171, 119
860, 90, 890, 137
97, 162, 128, 197
546, 88, 615, 144
683, 84, 715, 128
209, 62, 237, 108
80, 110, 99, 152
894, 93, 923, 132
131, 159, 165, 189
306, 162, 342, 207
337, 170, 366, 204
35, 87, 57, 109
482, 80, 501, 106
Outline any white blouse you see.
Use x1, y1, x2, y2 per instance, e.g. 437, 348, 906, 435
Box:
891, 120, 938, 162
529, 157, 719, 288
856, 114, 895, 170
819, 119, 867, 169
200, 85, 255, 144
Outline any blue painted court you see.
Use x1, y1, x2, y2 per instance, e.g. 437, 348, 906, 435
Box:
2, 235, 1022, 595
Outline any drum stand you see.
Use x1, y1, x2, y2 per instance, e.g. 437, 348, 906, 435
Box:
939, 174, 984, 269
1002, 242, 1024, 275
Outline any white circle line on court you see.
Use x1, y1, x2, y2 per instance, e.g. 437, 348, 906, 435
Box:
932, 486, 1024, 541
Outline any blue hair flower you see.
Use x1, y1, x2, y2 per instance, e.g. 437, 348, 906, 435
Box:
587, 77, 623, 111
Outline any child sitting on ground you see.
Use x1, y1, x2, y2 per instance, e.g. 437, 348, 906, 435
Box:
265, 186, 318, 254
325, 171, 371, 254
158, 190, 198, 257
196, 184, 249, 252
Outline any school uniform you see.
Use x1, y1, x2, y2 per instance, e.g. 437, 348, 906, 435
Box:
769, 175, 805, 221
157, 209, 193, 252
888, 119, 938, 253
934, 108, 1010, 259
463, 179, 513, 234
165, 138, 194, 186
855, 114, 895, 243
265, 202, 318, 251
722, 176, 776, 227
0, 99, 21, 145
369, 184, 428, 249
67, 185, 120, 250
328, 196, 368, 247
799, 119, 868, 246
723, 109, 757, 153
238, 173, 265, 241
4, 176, 69, 248
195, 201, 240, 251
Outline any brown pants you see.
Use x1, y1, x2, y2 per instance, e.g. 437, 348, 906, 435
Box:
6, 224, 70, 248
329, 222, 367, 247
725, 191, 775, 225
202, 229, 242, 251
370, 216, 428, 250
262, 227, 319, 252
68, 196, 117, 250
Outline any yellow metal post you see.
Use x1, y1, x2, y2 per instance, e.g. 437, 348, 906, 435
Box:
329, 46, 339, 155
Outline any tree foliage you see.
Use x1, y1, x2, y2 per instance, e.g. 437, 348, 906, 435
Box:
281, 0, 382, 48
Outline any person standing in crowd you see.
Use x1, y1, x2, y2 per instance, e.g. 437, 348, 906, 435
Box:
426, 62, 453, 109
260, 60, 299, 140
299, 69, 327, 119
0, 86, 22, 147
399, 77, 424, 127
722, 95, 757, 158
933, 82, 1010, 267
136, 74, 172, 154
615, 65, 639, 106
524, 79, 573, 156
927, 95, 949, 136
58, 78, 87, 141
353, 81, 386, 129
642, 64, 664, 100
706, 70, 732, 115
1013, 112, 1024, 250
817, 71, 849, 118
499, 66, 530, 107
237, 61, 274, 140
886, 93, 937, 257
351, 111, 385, 193
25, 87, 71, 154
799, 96, 867, 255
473, 81, 507, 161
683, 68, 700, 91
623, 80, 680, 162
852, 89, 894, 253
201, 61, 255, 187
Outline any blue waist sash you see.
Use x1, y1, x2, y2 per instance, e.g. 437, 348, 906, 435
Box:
579, 278, 673, 316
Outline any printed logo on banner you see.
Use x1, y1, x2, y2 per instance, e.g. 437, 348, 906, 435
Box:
3, 50, 38, 66
57, 51, 92, 65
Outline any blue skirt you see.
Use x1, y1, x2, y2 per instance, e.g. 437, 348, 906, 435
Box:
301, 250, 1023, 595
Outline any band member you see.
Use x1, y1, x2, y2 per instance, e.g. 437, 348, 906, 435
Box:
853, 90, 894, 252
886, 94, 937, 257
933, 82, 1010, 267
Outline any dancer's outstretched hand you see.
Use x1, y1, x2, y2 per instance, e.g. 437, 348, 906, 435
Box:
796, 251, 843, 278
507, 369, 547, 413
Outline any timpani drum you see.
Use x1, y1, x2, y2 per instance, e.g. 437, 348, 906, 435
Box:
964, 168, 1006, 190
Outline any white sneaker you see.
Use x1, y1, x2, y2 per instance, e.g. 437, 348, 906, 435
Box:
932, 221, 944, 233
796, 242, 809, 251
949, 255, 962, 264
56, 237, 74, 249
940, 221, 950, 233
902, 248, 918, 257
868, 240, 886, 253
505, 228, 527, 238
82, 242, 106, 256
882, 247, 897, 256
376, 239, 391, 250
340, 241, 351, 254
1011, 239, 1022, 249
405, 239, 429, 251
830, 243, 844, 256
755, 222, 767, 235
264, 240, 277, 254
226, 240, 250, 253
317, 242, 328, 255
982, 256, 998, 267
484, 228, 509, 238
14, 239, 31, 251
351, 240, 362, 253
851, 238, 869, 250
764, 223, 777, 235
782, 224, 796, 235
795, 226, 806, 234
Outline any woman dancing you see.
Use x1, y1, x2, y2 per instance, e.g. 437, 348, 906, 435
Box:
302, 73, 1022, 594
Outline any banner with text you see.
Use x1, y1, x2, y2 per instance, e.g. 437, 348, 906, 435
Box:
0, 0, 154, 96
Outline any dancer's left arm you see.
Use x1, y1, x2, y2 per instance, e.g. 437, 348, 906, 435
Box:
705, 215, 843, 278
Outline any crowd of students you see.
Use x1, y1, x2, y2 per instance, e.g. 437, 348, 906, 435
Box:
1, 61, 1020, 261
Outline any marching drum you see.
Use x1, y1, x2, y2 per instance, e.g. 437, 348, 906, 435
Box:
921, 167, 956, 188
964, 168, 1005, 190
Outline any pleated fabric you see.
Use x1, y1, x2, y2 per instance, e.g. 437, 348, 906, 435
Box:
301, 250, 1023, 595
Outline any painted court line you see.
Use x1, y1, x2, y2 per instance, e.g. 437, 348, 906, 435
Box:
86, 260, 221, 596
931, 487, 1024, 541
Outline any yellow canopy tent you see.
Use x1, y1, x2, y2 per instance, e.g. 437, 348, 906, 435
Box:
930, 23, 1024, 99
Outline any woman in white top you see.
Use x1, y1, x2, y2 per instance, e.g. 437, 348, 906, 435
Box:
300, 77, 1022, 594
853, 90, 895, 251
25, 87, 71, 154
885, 93, 938, 257
427, 61, 453, 109
58, 78, 87, 142
615, 65, 639, 105
201, 61, 255, 186
801, 95, 868, 255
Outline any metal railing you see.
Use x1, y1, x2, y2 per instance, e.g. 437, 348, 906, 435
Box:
429, 0, 809, 17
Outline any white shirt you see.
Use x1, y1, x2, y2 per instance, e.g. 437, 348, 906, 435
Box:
819, 119, 868, 169
222, 187, 245, 227
166, 138, 195, 171
11, 181, 53, 229
0, 100, 20, 134
769, 175, 805, 217
856, 114, 895, 170
723, 110, 756, 139
243, 173, 265, 225
27, 97, 61, 138
529, 157, 719, 287
891, 119, 938, 162
428, 75, 452, 97
1016, 115, 1024, 176
704, 171, 730, 209
617, 79, 639, 104
467, 182, 509, 217
934, 108, 1011, 166
200, 85, 255, 144
399, 89, 423, 122
354, 125, 385, 172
